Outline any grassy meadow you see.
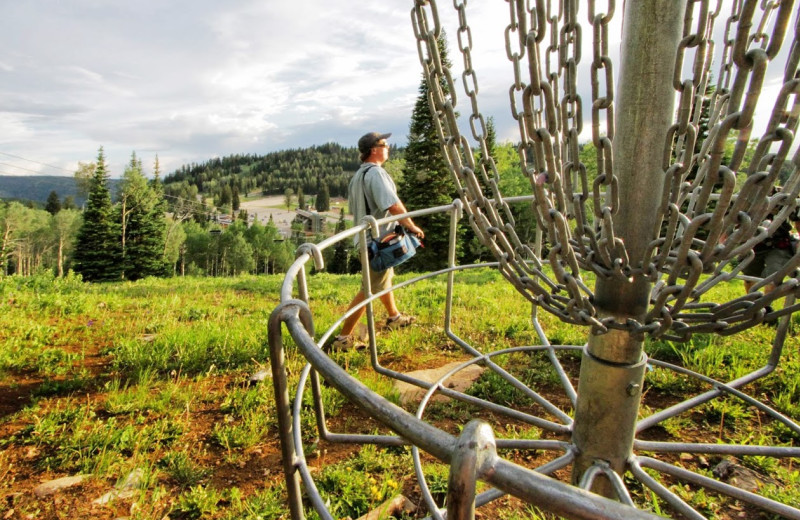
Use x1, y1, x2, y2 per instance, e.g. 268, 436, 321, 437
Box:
0, 268, 799, 519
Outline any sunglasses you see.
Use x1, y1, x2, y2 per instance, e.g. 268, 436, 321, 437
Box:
374, 143, 389, 148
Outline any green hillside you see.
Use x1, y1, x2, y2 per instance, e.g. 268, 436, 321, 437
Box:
0, 175, 85, 205
162, 142, 403, 205
0, 175, 124, 206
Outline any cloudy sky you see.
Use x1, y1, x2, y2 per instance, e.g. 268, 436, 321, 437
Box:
0, 1, 791, 179
0, 1, 518, 178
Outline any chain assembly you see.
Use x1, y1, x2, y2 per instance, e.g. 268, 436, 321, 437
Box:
411, 0, 799, 341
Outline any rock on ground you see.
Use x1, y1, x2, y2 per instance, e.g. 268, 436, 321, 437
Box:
395, 361, 485, 406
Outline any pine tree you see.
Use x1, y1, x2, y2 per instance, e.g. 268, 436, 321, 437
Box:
232, 186, 240, 212
297, 186, 305, 210
398, 32, 460, 271
463, 116, 496, 262
119, 154, 168, 280
74, 147, 122, 281
478, 116, 497, 178
45, 191, 62, 215
317, 182, 331, 212
219, 185, 233, 209
328, 208, 349, 273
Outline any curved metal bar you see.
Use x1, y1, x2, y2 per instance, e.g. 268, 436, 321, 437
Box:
309, 365, 407, 446
628, 457, 707, 520
281, 310, 661, 520
412, 444, 445, 520
637, 456, 800, 520
412, 352, 571, 434
280, 257, 309, 304
444, 327, 575, 424
267, 300, 315, 520
634, 440, 800, 458
360, 215, 380, 238
292, 362, 334, 520
641, 358, 800, 435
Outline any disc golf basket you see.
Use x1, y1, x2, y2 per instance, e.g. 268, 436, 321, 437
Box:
269, 1, 800, 518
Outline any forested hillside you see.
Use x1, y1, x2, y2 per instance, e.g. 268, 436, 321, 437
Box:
162, 143, 396, 206
0, 175, 91, 206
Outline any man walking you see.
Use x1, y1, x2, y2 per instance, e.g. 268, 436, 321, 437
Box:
328, 131, 424, 350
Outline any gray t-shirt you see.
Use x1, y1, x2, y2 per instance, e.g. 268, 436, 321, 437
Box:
348, 162, 400, 246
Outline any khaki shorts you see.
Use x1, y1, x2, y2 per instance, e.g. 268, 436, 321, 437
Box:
742, 248, 793, 279
363, 266, 394, 293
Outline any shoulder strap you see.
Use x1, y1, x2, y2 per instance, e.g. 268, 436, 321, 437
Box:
361, 165, 375, 215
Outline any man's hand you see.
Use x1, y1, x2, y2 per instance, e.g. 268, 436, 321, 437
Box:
386, 201, 424, 239
407, 224, 424, 239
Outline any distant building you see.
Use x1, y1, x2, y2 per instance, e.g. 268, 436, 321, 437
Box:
293, 209, 326, 233
211, 214, 234, 228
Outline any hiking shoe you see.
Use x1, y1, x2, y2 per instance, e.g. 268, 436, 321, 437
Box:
385, 313, 416, 330
324, 334, 362, 352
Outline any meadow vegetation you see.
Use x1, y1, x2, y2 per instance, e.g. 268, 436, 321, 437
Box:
0, 268, 798, 519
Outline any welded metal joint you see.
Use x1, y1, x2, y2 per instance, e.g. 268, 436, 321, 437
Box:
447, 420, 498, 520
577, 461, 635, 506
296, 243, 325, 271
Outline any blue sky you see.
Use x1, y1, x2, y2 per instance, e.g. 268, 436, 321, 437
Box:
0, 1, 791, 179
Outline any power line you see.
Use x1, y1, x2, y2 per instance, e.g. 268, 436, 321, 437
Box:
0, 151, 74, 173
0, 162, 46, 174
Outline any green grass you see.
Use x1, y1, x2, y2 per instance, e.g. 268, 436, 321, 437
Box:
0, 268, 798, 518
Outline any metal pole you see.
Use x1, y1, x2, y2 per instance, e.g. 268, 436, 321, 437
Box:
571, 0, 687, 495
268, 302, 307, 519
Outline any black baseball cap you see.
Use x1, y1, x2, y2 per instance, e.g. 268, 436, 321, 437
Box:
358, 132, 392, 154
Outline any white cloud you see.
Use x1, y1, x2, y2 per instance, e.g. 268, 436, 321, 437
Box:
0, 1, 791, 179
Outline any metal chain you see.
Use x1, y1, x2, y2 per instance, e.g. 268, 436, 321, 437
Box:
651, 0, 800, 339
412, 0, 799, 340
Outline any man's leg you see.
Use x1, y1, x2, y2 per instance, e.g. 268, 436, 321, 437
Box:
379, 290, 400, 318
340, 290, 367, 337
339, 268, 402, 338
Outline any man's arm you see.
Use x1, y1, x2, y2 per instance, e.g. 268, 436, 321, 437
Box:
387, 201, 424, 239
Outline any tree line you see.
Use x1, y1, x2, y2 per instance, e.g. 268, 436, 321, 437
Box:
0, 148, 298, 281
162, 142, 369, 209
